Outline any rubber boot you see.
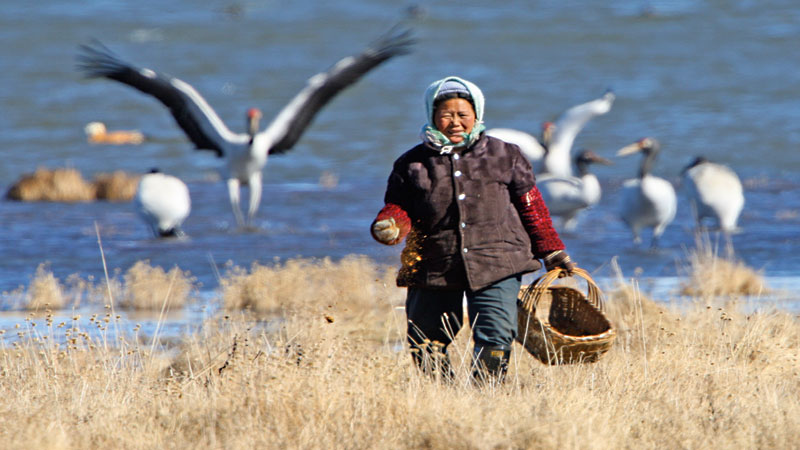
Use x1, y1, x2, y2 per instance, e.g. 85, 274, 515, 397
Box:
410, 341, 455, 383
472, 344, 511, 385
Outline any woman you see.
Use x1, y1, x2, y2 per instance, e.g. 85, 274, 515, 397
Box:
371, 76, 575, 382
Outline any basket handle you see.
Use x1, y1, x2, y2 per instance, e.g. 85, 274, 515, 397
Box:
519, 267, 605, 313
571, 267, 605, 311
519, 268, 562, 313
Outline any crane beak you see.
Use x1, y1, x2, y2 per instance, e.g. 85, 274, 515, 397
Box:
580, 150, 613, 165
541, 121, 555, 144
247, 108, 262, 136
592, 154, 614, 165
616, 142, 642, 157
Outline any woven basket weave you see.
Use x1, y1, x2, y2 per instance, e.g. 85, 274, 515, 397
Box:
516, 267, 615, 365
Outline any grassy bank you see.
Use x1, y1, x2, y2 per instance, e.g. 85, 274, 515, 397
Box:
0, 253, 798, 449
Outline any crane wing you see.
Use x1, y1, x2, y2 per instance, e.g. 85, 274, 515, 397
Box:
77, 42, 248, 157
264, 27, 413, 155
551, 90, 615, 149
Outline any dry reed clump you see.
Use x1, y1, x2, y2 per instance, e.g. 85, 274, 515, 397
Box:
121, 261, 196, 310
680, 235, 766, 297
4, 267, 128, 311
92, 170, 141, 202
219, 255, 403, 339
24, 263, 66, 311
4, 167, 141, 202
6, 167, 96, 202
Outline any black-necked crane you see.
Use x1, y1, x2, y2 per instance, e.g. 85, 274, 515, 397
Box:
486, 122, 553, 168
135, 169, 191, 238
616, 137, 677, 247
487, 89, 614, 177
537, 149, 612, 231
682, 156, 744, 232
77, 28, 412, 227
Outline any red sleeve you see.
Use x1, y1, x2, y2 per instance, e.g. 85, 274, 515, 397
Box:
512, 186, 565, 259
370, 203, 411, 245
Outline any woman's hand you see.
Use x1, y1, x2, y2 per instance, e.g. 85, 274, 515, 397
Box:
372, 218, 401, 244
544, 250, 576, 276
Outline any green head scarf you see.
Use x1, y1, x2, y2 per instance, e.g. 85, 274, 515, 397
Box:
420, 76, 486, 152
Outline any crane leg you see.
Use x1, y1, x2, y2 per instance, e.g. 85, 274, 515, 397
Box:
247, 172, 262, 226
227, 178, 245, 227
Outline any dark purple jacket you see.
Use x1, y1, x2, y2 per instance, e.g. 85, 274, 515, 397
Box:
383, 134, 545, 291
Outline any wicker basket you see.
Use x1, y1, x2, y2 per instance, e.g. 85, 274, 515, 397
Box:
516, 267, 615, 365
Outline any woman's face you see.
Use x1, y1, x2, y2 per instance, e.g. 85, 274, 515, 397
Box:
433, 97, 476, 144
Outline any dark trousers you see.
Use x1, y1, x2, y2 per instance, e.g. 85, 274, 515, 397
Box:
405, 275, 522, 350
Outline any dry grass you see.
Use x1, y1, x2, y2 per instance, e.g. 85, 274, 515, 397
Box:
0, 255, 798, 448
680, 234, 767, 297
6, 167, 96, 202
61, 272, 122, 310
121, 261, 196, 311
219, 255, 402, 341
92, 170, 141, 202
1, 286, 798, 449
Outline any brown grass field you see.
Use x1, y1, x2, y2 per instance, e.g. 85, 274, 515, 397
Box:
0, 247, 798, 449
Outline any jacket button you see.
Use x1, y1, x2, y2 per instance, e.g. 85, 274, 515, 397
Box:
458, 193, 466, 200
454, 170, 462, 177
463, 248, 469, 253
453, 154, 460, 160
461, 222, 466, 228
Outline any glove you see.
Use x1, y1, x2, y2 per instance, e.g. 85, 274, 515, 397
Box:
371, 203, 411, 245
372, 218, 401, 245
544, 250, 576, 276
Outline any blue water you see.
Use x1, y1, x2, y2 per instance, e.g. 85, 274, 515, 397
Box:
1, 1, 799, 317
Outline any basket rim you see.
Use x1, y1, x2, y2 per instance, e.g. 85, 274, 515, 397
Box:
519, 267, 606, 314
